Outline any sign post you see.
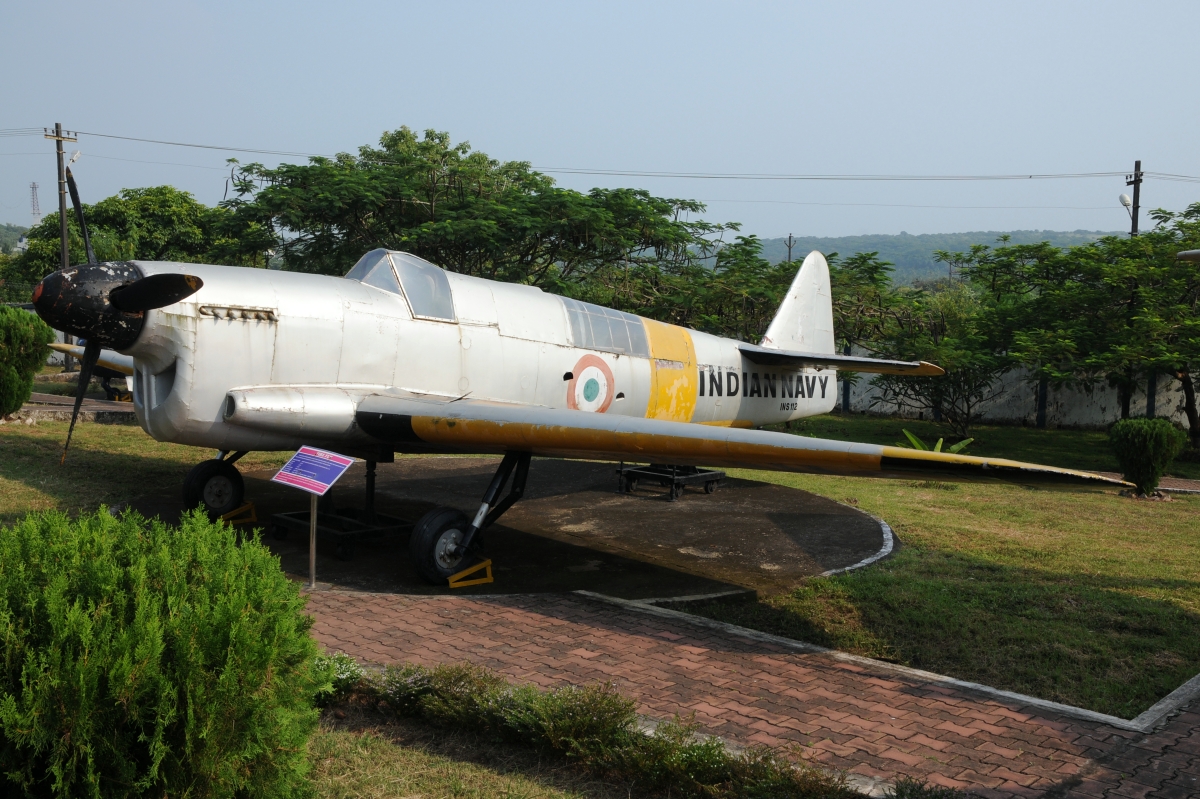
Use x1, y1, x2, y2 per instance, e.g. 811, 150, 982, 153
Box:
271, 446, 354, 589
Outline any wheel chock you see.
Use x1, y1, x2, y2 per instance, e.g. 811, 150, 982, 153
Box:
220, 501, 258, 525
448, 559, 494, 588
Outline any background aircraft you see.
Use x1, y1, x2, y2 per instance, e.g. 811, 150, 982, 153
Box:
31, 179, 1129, 583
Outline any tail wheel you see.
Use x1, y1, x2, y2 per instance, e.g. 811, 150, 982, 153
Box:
183, 459, 245, 518
409, 507, 472, 585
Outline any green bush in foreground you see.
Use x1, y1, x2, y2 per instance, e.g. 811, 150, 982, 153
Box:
0, 509, 328, 798
1109, 418, 1187, 494
0, 305, 54, 416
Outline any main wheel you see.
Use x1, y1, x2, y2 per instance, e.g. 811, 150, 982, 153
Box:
704, 480, 717, 494
409, 507, 472, 585
182, 459, 245, 518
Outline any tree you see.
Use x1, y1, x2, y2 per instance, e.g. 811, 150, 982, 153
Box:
869, 282, 1011, 438
5, 186, 269, 287
222, 127, 729, 289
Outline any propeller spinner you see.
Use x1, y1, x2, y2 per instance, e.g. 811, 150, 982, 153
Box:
30, 170, 203, 462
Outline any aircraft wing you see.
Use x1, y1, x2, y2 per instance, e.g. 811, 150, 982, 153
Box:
353, 393, 1128, 489
49, 342, 134, 376
738, 343, 945, 376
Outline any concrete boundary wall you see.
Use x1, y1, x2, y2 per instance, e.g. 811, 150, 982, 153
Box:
839, 362, 1192, 430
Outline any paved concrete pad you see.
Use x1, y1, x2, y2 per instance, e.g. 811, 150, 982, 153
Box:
132, 456, 888, 598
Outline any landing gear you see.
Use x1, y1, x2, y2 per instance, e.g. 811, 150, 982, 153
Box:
410, 507, 472, 582
409, 451, 532, 585
183, 451, 247, 517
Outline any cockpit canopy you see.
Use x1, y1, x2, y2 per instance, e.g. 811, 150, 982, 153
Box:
345, 249, 456, 322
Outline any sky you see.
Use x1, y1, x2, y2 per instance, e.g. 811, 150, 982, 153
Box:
2, 0, 1198, 238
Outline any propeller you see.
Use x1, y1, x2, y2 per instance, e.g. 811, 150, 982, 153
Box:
109, 273, 204, 312
61, 169, 101, 463
65, 167, 96, 265
61, 339, 100, 464
44, 168, 205, 463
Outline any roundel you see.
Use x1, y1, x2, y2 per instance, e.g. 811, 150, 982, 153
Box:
567, 354, 615, 413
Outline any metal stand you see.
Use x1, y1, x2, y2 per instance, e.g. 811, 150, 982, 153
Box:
274, 458, 410, 564
617, 462, 725, 501
309, 493, 317, 589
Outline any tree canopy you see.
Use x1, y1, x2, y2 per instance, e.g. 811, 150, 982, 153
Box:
222, 127, 732, 292
6, 186, 266, 288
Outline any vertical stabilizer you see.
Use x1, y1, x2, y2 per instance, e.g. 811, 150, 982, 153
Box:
761, 250, 835, 354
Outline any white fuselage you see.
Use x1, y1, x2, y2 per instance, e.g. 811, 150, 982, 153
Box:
123, 259, 837, 454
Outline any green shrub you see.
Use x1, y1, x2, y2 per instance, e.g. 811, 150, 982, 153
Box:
0, 509, 325, 798
0, 306, 54, 416
313, 651, 364, 706
886, 776, 975, 797
369, 662, 857, 798
1109, 418, 1188, 494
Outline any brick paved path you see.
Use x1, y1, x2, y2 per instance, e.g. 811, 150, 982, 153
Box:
307, 591, 1199, 798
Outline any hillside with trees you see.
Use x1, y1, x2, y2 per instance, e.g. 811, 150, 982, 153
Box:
758, 230, 1122, 284
0, 223, 28, 255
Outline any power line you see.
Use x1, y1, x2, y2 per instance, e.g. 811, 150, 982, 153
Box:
8, 125, 1200, 186
707, 199, 1119, 210
537, 167, 1138, 181
75, 130, 324, 158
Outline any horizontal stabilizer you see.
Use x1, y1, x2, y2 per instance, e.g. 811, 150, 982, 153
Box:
738, 343, 945, 376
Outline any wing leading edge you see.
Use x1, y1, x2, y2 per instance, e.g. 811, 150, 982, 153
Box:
354, 394, 1128, 489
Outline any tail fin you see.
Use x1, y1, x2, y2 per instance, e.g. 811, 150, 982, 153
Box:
761, 250, 835, 354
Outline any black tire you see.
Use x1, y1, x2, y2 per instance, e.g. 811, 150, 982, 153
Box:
182, 459, 245, 518
335, 540, 355, 561
704, 480, 717, 494
271, 523, 289, 541
626, 477, 638, 492
409, 506, 472, 585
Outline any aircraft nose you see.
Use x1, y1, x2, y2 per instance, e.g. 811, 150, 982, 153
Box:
31, 262, 148, 350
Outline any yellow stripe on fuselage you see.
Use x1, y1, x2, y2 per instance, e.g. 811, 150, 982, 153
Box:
642, 319, 698, 423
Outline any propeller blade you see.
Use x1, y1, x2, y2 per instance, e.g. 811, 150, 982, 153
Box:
65, 166, 96, 265
61, 339, 101, 465
109, 273, 203, 312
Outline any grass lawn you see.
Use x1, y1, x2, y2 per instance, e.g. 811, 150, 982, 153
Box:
687, 415, 1200, 720
4, 415, 1197, 721
768, 412, 1200, 480
0, 419, 288, 526
312, 707, 633, 799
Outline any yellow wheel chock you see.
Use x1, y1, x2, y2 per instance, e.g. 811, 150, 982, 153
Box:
220, 501, 258, 525
448, 558, 494, 588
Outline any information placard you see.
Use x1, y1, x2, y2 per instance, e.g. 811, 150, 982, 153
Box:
271, 446, 354, 495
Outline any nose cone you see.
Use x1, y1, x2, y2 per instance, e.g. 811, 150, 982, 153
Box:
32, 262, 147, 350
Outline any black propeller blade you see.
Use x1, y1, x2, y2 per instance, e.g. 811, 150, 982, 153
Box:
109, 273, 204, 312
65, 166, 96, 265
61, 339, 101, 465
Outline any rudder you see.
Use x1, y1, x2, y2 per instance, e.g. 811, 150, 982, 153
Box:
761, 250, 835, 354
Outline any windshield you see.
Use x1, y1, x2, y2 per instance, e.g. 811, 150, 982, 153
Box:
345, 249, 389, 281
345, 248, 402, 295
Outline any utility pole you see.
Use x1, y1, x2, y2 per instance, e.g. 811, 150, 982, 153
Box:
1126, 159, 1142, 237
784, 233, 796, 263
45, 124, 78, 370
